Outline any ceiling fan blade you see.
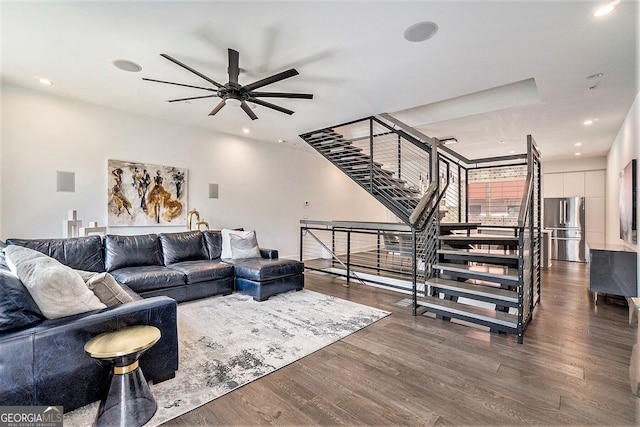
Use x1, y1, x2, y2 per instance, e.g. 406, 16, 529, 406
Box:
240, 101, 258, 120
209, 100, 226, 116
142, 78, 216, 92
250, 91, 313, 99
167, 94, 218, 103
247, 97, 294, 115
243, 68, 299, 92
228, 49, 240, 84
160, 54, 224, 88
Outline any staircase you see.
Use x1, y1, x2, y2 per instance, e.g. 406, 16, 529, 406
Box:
300, 127, 424, 224
300, 117, 541, 344
417, 226, 525, 341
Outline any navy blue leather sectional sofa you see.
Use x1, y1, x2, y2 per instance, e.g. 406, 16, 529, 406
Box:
0, 230, 304, 412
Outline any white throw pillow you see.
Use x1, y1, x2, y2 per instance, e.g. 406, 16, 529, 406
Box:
77, 270, 134, 307
5, 245, 106, 319
221, 228, 249, 259
229, 231, 261, 259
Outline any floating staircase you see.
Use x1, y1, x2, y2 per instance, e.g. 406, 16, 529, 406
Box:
300, 125, 425, 224
416, 225, 526, 341
300, 117, 541, 344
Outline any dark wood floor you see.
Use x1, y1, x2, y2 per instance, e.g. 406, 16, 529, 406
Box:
165, 261, 639, 426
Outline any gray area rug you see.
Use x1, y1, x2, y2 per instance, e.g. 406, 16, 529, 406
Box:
64, 290, 390, 426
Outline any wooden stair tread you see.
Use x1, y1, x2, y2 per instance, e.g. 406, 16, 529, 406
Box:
427, 277, 518, 303
437, 248, 519, 260
435, 262, 519, 282
439, 234, 518, 241
439, 222, 481, 231
439, 235, 519, 247
417, 296, 518, 328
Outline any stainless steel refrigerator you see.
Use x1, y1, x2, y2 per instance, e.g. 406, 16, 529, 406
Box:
543, 197, 586, 262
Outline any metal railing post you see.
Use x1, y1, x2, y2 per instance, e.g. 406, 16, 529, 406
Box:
331, 227, 336, 268
376, 230, 381, 274
369, 118, 374, 194
412, 228, 417, 316
299, 226, 304, 261
397, 134, 402, 180
346, 230, 352, 287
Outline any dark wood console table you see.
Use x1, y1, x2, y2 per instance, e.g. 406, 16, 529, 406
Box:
588, 243, 637, 304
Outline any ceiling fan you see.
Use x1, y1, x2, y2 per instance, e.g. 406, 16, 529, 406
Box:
143, 48, 313, 120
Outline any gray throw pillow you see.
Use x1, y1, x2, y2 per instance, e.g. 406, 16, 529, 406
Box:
230, 231, 261, 259
5, 245, 106, 319
77, 271, 134, 307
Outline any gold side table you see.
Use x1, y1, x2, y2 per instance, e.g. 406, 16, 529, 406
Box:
85, 325, 161, 427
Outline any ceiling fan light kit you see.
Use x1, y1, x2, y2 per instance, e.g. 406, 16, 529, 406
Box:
143, 48, 313, 120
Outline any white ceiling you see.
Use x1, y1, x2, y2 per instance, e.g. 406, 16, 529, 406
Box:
1, 1, 638, 161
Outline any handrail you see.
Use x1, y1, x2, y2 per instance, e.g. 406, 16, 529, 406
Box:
517, 135, 539, 228
300, 219, 411, 232
378, 113, 436, 145
409, 181, 438, 228
378, 113, 530, 167
517, 171, 534, 228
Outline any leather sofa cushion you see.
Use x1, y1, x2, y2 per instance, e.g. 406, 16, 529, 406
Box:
159, 231, 208, 265
203, 230, 222, 260
0, 267, 44, 333
104, 234, 163, 271
167, 260, 235, 284
110, 265, 186, 293
226, 258, 304, 282
6, 236, 105, 272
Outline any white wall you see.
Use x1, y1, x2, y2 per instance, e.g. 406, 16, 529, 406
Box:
0, 83, 389, 258
542, 157, 607, 174
605, 91, 639, 295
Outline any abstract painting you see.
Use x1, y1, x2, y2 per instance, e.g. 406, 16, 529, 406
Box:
107, 159, 187, 226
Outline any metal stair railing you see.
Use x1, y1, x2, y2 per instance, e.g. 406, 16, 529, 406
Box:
300, 220, 426, 294
301, 226, 368, 287
300, 116, 437, 224
515, 135, 542, 342
300, 115, 542, 341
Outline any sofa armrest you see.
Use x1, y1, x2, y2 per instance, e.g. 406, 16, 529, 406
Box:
31, 296, 178, 411
260, 248, 279, 259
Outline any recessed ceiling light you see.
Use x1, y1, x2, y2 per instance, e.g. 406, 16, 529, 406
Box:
242, 128, 250, 134
404, 21, 439, 42
575, 152, 582, 156
499, 140, 507, 145
508, 150, 516, 154
594, 1, 619, 17
112, 59, 142, 72
575, 142, 582, 146
278, 139, 286, 144
39, 78, 52, 86
583, 120, 594, 126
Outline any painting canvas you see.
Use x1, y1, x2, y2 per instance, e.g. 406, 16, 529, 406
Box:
108, 159, 187, 226
619, 159, 637, 244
